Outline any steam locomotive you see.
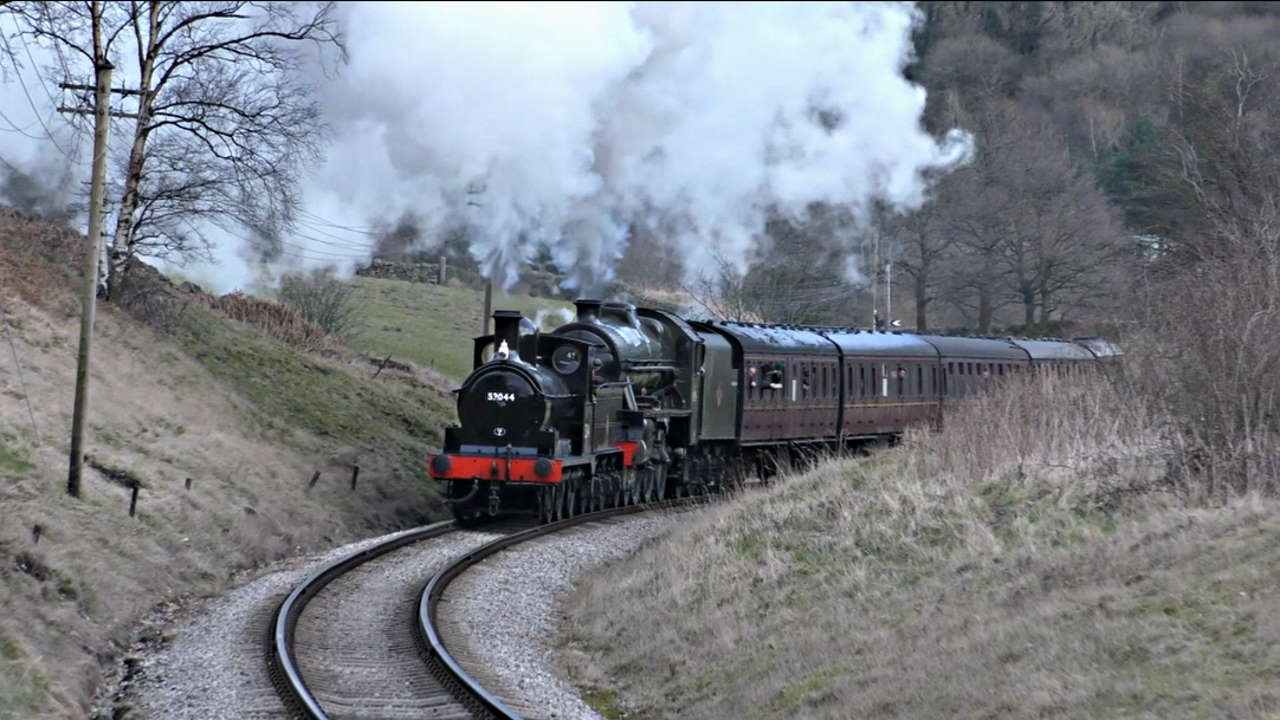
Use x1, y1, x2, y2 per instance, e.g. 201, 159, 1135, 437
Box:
428, 299, 1111, 522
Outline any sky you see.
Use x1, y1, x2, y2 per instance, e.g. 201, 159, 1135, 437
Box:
0, 1, 969, 294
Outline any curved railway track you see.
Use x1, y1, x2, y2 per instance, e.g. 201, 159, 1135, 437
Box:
268, 498, 700, 720
421, 497, 702, 719
267, 519, 508, 719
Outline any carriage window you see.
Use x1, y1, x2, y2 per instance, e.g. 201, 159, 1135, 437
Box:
765, 362, 784, 391
916, 365, 923, 396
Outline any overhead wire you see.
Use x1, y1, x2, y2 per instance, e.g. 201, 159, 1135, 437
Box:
294, 217, 380, 247
296, 208, 380, 236
0, 108, 45, 138
2, 16, 77, 163
0, 305, 42, 446
177, 217, 375, 265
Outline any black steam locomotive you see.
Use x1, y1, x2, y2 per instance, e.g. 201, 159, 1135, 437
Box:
428, 299, 1111, 522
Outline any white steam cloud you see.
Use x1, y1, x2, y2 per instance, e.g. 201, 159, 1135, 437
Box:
304, 1, 970, 291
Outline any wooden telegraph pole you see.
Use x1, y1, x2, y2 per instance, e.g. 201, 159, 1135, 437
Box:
65, 60, 114, 498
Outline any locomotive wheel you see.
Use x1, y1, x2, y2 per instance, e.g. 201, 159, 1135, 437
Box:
563, 479, 574, 519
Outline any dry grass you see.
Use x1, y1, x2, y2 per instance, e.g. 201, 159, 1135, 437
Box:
206, 291, 333, 352
562, 376, 1280, 719
0, 208, 457, 717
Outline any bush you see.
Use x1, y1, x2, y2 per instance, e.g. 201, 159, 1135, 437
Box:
1132, 252, 1280, 499
278, 268, 361, 339
209, 292, 329, 352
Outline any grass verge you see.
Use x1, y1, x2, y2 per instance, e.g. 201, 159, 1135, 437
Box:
179, 300, 455, 484
562, 376, 1280, 719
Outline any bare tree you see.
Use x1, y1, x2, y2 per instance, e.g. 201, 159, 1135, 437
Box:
682, 248, 758, 322
992, 119, 1127, 332
877, 202, 953, 331
931, 162, 1015, 333
5, 1, 344, 296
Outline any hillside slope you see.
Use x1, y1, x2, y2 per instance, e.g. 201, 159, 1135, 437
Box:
348, 276, 571, 381
0, 210, 455, 718
563, 378, 1280, 719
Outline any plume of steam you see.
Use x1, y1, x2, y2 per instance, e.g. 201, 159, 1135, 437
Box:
533, 307, 575, 332
0, 153, 76, 221
306, 1, 970, 293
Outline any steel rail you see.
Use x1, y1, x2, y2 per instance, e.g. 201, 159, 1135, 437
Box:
419, 496, 705, 719
267, 520, 458, 719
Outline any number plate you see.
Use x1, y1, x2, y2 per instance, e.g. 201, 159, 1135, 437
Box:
487, 392, 516, 403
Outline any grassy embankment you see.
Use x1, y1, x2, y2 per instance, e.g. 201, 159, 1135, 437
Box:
564, 375, 1280, 719
0, 210, 546, 718
348, 275, 572, 381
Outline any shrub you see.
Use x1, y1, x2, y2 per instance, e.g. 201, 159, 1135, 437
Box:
278, 268, 361, 339
209, 292, 329, 352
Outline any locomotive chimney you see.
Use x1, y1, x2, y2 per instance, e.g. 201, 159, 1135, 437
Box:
492, 310, 525, 360
574, 298, 603, 323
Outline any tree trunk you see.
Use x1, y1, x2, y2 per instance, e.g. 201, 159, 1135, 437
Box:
1037, 276, 1052, 332
914, 273, 929, 332
106, 3, 159, 299
977, 286, 993, 334
1022, 282, 1036, 329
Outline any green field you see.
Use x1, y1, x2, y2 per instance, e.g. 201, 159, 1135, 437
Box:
348, 277, 572, 381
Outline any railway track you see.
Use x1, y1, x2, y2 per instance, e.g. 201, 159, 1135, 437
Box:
421, 497, 702, 719
268, 498, 700, 720
266, 519, 507, 719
